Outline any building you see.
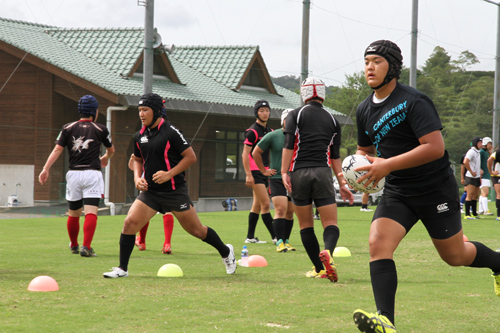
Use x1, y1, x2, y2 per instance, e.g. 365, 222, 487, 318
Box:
0, 17, 351, 212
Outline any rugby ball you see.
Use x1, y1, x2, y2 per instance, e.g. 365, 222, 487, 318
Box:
341, 155, 385, 193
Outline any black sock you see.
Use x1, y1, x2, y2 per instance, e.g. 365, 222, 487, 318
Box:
273, 218, 286, 242
285, 219, 294, 241
468, 241, 500, 273
119, 233, 136, 272
202, 227, 229, 257
362, 204, 368, 209
471, 200, 478, 216
465, 201, 471, 216
247, 212, 259, 239
262, 212, 276, 239
323, 225, 340, 255
300, 227, 322, 273
496, 199, 500, 217
370, 259, 397, 326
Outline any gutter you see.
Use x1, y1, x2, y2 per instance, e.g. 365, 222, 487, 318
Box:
104, 105, 128, 215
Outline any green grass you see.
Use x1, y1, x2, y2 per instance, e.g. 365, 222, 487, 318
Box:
1, 205, 500, 332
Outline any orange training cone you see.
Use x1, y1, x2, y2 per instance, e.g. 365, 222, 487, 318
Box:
247, 255, 268, 267
28, 275, 59, 292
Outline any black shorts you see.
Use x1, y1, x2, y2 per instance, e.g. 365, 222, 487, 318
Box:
269, 178, 290, 200
289, 167, 336, 207
464, 176, 480, 187
137, 186, 193, 213
373, 174, 461, 240
492, 177, 500, 186
252, 170, 269, 187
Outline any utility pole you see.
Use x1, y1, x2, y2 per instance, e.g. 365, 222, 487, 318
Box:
142, 0, 154, 94
409, 0, 418, 88
301, 0, 310, 85
484, 0, 500, 147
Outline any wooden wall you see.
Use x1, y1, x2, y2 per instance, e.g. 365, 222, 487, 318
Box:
1, 49, 282, 205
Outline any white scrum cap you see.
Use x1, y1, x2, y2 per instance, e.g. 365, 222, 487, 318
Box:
281, 108, 293, 127
300, 77, 326, 103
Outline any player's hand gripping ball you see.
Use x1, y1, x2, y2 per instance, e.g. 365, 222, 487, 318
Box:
341, 155, 385, 193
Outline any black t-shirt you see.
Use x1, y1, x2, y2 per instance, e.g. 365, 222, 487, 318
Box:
284, 101, 341, 171
244, 122, 272, 169
56, 119, 112, 170
356, 82, 451, 191
134, 119, 190, 192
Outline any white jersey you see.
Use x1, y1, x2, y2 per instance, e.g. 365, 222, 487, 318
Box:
465, 147, 481, 179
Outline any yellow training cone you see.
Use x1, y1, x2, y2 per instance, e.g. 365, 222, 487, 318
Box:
157, 263, 183, 277
333, 246, 351, 257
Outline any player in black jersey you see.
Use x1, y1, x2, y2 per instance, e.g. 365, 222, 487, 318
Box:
241, 100, 276, 244
103, 93, 236, 278
352, 40, 500, 333
281, 77, 354, 282
39, 95, 115, 257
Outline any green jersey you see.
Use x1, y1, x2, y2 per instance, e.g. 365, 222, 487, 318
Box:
257, 129, 285, 179
480, 148, 491, 180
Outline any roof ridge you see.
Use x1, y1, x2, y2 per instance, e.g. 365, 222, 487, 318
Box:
0, 16, 56, 29
176, 45, 258, 49
44, 27, 144, 32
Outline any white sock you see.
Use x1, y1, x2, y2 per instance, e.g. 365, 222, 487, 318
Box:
480, 196, 488, 213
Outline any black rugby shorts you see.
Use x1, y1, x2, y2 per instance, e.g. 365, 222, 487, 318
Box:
289, 167, 336, 207
464, 176, 480, 187
137, 186, 193, 213
252, 170, 269, 187
269, 178, 290, 199
373, 174, 461, 240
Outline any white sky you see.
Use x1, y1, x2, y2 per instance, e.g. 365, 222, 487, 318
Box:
2, 0, 498, 86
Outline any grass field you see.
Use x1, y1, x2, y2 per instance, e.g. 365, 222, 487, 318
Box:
1, 205, 500, 332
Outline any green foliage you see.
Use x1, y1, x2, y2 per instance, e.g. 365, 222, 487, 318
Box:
1, 209, 500, 332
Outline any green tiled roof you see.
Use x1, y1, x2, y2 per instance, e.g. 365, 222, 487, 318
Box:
47, 28, 144, 77
173, 45, 256, 90
0, 17, 351, 123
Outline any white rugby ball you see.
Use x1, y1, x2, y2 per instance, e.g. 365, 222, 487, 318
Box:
341, 155, 385, 193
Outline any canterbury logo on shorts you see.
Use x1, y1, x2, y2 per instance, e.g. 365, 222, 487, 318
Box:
436, 203, 449, 213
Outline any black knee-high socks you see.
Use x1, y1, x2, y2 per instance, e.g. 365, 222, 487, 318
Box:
370, 259, 397, 326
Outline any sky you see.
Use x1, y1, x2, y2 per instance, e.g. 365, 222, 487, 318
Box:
2, 0, 499, 87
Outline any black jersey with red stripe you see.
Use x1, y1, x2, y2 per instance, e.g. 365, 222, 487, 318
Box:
56, 119, 112, 170
283, 101, 341, 171
244, 122, 272, 170
133, 119, 190, 192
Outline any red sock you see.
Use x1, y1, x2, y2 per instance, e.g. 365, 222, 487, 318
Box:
67, 216, 80, 247
163, 214, 174, 245
83, 213, 97, 248
139, 222, 149, 244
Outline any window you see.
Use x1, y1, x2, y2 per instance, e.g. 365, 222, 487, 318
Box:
215, 130, 246, 181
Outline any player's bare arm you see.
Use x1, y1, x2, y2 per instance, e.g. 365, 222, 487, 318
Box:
464, 158, 476, 177
100, 146, 115, 168
252, 146, 276, 177
38, 144, 64, 185
133, 156, 147, 191
281, 148, 293, 192
331, 157, 354, 205
241, 144, 255, 188
152, 147, 196, 184
488, 156, 498, 176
